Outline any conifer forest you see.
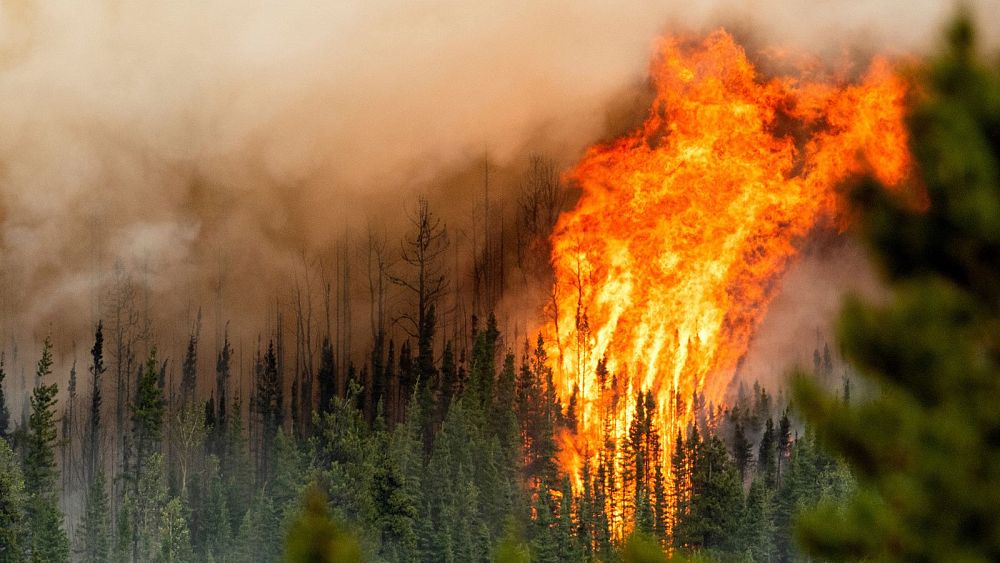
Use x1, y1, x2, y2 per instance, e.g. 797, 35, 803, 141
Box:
1, 3, 999, 563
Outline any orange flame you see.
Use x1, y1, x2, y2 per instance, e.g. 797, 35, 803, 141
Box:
545, 30, 910, 506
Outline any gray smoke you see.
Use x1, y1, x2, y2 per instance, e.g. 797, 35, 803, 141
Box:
0, 0, 993, 390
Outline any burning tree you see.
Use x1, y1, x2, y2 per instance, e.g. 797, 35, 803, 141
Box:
545, 28, 912, 538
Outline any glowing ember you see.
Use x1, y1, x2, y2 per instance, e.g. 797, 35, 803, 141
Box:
545, 29, 910, 522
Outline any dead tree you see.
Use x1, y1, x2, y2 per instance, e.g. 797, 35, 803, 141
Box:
391, 198, 449, 423
364, 225, 392, 422
516, 155, 566, 282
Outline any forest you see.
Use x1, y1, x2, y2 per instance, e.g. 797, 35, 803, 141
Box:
2, 9, 1000, 563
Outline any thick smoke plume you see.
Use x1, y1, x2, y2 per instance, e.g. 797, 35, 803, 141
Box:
0, 1, 993, 387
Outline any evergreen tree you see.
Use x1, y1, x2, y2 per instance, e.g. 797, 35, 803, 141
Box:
556, 476, 581, 561
317, 336, 335, 415
129, 452, 169, 562
23, 337, 69, 562
214, 329, 232, 443
76, 470, 111, 563
686, 435, 741, 553
738, 478, 774, 562
776, 410, 791, 483
235, 491, 283, 563
0, 437, 26, 561
223, 396, 254, 534
530, 484, 559, 563
757, 417, 777, 487
254, 340, 283, 479
181, 314, 201, 404
795, 14, 1000, 561
469, 313, 500, 408
732, 422, 753, 483
193, 455, 232, 560
87, 321, 106, 482
133, 348, 166, 477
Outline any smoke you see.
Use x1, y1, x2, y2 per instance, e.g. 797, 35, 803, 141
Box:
0, 0, 993, 378
735, 235, 885, 396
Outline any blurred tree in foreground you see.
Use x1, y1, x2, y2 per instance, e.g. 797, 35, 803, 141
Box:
795, 13, 1000, 562
284, 483, 363, 563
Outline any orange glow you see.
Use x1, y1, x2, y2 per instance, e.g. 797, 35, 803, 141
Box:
545, 30, 910, 533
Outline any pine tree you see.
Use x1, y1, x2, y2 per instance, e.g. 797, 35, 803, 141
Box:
737, 478, 774, 562
576, 459, 595, 559
76, 470, 111, 563
133, 348, 166, 477
556, 476, 581, 561
776, 410, 791, 483
253, 340, 282, 479
686, 435, 741, 552
732, 422, 753, 483
193, 455, 232, 560
592, 456, 611, 558
87, 321, 106, 482
214, 329, 232, 444
223, 396, 254, 535
468, 313, 499, 409
317, 336, 335, 415
530, 484, 559, 563
181, 314, 200, 404
757, 417, 777, 488
129, 452, 169, 562
671, 425, 696, 549
235, 491, 282, 563
23, 337, 69, 562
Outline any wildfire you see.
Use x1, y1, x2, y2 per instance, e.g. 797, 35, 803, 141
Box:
545, 30, 910, 515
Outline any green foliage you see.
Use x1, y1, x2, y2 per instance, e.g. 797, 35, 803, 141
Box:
157, 497, 195, 563
24, 337, 69, 562
129, 452, 170, 561
77, 471, 111, 563
493, 518, 530, 563
0, 438, 26, 561
0, 354, 10, 441
794, 13, 1000, 561
133, 348, 166, 472
284, 484, 362, 563
236, 490, 284, 563
622, 531, 668, 563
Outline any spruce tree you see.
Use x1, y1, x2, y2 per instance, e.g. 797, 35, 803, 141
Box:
181, 315, 200, 404
738, 478, 775, 562
158, 497, 195, 563
757, 417, 777, 487
530, 484, 560, 563
214, 330, 232, 444
23, 337, 69, 562
87, 321, 106, 482
133, 347, 166, 476
76, 471, 111, 563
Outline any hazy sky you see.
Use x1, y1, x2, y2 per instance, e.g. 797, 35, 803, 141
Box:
0, 0, 991, 369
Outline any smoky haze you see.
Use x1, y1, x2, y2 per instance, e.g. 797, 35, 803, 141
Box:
0, 1, 993, 387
